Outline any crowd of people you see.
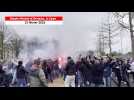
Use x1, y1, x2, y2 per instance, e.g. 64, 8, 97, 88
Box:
0, 54, 134, 87
64, 55, 134, 87
0, 58, 63, 87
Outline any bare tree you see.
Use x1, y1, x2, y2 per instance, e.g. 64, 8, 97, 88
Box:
113, 12, 134, 59
0, 21, 7, 60
99, 13, 121, 56
10, 38, 23, 58
0, 21, 23, 61
97, 26, 107, 56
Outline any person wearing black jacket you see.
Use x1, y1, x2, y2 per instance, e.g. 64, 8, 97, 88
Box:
46, 64, 53, 83
41, 60, 48, 81
15, 61, 28, 87
0, 64, 6, 87
64, 57, 76, 87
92, 59, 104, 87
113, 60, 122, 87
121, 60, 130, 87
79, 58, 92, 87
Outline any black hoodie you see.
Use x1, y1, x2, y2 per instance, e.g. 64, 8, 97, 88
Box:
65, 60, 76, 75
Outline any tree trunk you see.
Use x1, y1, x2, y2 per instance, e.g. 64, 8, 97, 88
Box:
108, 23, 112, 55
129, 12, 134, 59
102, 37, 104, 53
0, 32, 4, 60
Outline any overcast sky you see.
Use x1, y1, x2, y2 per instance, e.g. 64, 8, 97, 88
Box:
0, 12, 131, 57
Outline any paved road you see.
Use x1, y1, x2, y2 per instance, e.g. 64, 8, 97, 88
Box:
48, 76, 134, 87
48, 78, 64, 87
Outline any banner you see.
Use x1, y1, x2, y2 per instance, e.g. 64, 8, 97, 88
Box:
4, 16, 63, 25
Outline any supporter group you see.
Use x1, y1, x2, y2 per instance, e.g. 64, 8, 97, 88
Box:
0, 54, 134, 87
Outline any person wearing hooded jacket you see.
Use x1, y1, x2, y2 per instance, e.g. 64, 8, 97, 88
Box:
28, 59, 48, 87
64, 57, 76, 87
15, 61, 28, 87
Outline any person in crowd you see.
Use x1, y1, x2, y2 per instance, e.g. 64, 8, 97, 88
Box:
75, 58, 83, 87
113, 59, 122, 87
87, 56, 94, 86
11, 62, 18, 87
28, 59, 48, 87
64, 57, 76, 87
41, 60, 48, 81
78, 57, 91, 87
103, 58, 113, 87
53, 60, 60, 79
1, 63, 11, 87
3, 64, 13, 87
126, 60, 131, 80
46, 62, 53, 83
92, 59, 104, 87
12, 61, 28, 87
130, 60, 134, 82
25, 60, 33, 73
121, 60, 130, 87
0, 64, 7, 87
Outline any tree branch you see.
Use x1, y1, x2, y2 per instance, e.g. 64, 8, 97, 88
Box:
110, 32, 120, 38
